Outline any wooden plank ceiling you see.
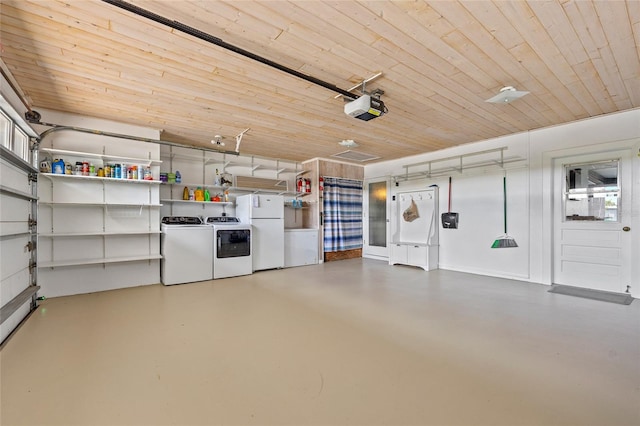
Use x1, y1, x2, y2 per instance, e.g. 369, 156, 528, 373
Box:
1, 1, 639, 163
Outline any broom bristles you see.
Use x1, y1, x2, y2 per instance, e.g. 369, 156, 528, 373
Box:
491, 234, 518, 248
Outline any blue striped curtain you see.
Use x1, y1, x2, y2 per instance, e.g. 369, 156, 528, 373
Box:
323, 177, 363, 252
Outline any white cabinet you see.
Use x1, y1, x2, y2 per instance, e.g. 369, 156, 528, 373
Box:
389, 242, 437, 271
389, 188, 439, 271
284, 229, 319, 267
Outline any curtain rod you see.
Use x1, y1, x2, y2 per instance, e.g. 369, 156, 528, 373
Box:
322, 176, 363, 183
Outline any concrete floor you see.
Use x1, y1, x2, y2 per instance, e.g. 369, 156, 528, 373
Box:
1, 258, 639, 425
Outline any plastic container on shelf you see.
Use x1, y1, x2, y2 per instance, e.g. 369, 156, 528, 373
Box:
175, 171, 181, 183
195, 187, 204, 201
52, 159, 65, 174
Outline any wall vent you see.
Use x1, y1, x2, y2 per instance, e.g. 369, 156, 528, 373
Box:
331, 150, 380, 162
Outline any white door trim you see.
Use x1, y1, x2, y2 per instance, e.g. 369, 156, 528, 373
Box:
541, 138, 639, 297
363, 177, 390, 260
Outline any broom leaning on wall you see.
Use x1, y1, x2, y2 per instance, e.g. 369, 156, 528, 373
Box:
491, 174, 518, 248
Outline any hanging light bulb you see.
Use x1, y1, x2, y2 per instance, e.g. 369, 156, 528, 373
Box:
211, 135, 225, 146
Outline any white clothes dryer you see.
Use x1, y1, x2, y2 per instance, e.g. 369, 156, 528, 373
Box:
205, 216, 252, 279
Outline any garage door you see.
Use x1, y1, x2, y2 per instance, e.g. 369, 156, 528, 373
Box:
1, 108, 39, 345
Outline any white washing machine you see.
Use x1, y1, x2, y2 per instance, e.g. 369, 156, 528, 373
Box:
205, 216, 252, 279
161, 216, 213, 285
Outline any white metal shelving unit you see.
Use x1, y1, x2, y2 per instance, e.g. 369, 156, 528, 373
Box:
37, 134, 162, 297
159, 145, 306, 217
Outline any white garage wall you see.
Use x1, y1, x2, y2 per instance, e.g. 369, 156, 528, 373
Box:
366, 109, 640, 295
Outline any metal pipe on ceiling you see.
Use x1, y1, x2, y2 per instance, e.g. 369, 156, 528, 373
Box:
33, 121, 240, 156
100, 0, 358, 100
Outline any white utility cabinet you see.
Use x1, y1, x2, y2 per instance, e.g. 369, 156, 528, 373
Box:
389, 188, 439, 271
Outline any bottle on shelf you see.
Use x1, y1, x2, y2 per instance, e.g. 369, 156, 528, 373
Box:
183, 186, 189, 200
214, 169, 221, 186
175, 170, 181, 183
52, 159, 65, 174
195, 187, 204, 201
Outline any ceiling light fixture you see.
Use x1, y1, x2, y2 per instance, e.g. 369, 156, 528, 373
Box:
339, 139, 359, 148
211, 135, 225, 146
485, 86, 529, 104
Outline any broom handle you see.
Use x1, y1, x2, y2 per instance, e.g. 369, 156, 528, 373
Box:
503, 176, 507, 234
448, 176, 452, 213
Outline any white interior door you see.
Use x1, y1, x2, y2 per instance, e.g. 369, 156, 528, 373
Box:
363, 178, 389, 259
553, 150, 632, 293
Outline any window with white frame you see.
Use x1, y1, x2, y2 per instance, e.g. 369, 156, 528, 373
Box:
13, 126, 28, 161
0, 109, 11, 150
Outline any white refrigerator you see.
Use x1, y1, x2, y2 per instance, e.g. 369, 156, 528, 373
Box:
236, 194, 284, 271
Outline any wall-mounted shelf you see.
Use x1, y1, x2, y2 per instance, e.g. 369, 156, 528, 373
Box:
40, 173, 161, 184
39, 201, 162, 207
284, 201, 311, 209
39, 254, 163, 268
224, 160, 297, 175
395, 147, 525, 182
161, 182, 230, 190
160, 199, 233, 206
40, 148, 162, 166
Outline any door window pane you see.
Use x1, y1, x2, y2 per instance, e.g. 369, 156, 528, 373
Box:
565, 160, 619, 222
368, 181, 387, 247
13, 127, 28, 161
